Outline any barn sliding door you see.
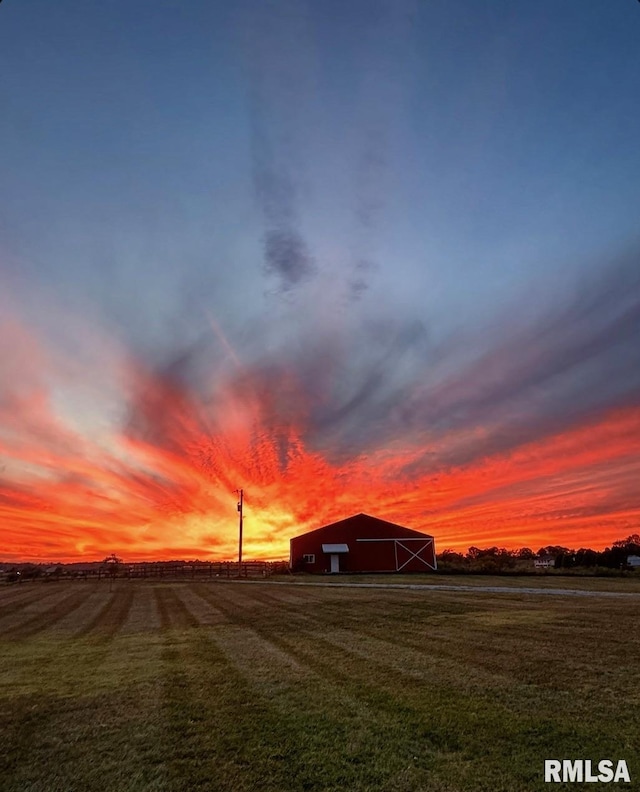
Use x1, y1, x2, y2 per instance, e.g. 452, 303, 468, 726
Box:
356, 537, 436, 571
394, 539, 435, 571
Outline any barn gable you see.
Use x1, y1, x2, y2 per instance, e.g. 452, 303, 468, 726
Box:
290, 513, 436, 574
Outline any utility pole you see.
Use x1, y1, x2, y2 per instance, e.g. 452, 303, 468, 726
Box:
235, 488, 243, 577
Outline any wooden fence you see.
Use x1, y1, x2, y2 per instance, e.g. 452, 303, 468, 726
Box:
1, 560, 291, 583
122, 561, 290, 579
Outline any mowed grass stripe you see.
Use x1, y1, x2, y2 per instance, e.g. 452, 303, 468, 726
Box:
154, 585, 200, 630
179, 585, 229, 627
0, 584, 57, 608
357, 593, 640, 705
74, 586, 135, 639
1, 587, 168, 791
204, 584, 639, 749
0, 585, 65, 621
199, 583, 640, 702
272, 588, 581, 693
240, 587, 546, 694
3, 588, 91, 640
204, 581, 337, 625
203, 581, 467, 644
196, 588, 454, 769
199, 583, 638, 788
191, 586, 497, 790
297, 597, 639, 757
194, 584, 348, 659
1, 581, 639, 792
211, 580, 452, 630
119, 581, 162, 634
3, 584, 502, 791
159, 621, 434, 791
160, 631, 259, 792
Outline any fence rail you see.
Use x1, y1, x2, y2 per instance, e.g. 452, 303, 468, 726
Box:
1, 560, 290, 583
123, 561, 290, 579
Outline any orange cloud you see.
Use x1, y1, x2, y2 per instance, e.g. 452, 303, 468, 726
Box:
1, 314, 638, 562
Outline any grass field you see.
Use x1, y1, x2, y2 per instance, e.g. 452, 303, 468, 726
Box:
0, 579, 638, 791
271, 571, 640, 592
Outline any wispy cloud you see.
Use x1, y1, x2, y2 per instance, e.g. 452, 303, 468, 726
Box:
241, 0, 317, 293
0, 245, 638, 561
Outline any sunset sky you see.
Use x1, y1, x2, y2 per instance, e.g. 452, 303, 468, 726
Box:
1, 0, 639, 562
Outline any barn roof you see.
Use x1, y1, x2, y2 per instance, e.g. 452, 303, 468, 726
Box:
291, 513, 433, 542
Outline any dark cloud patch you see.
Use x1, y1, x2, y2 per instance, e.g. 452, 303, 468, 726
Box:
250, 124, 316, 291
240, 0, 318, 294
263, 228, 314, 289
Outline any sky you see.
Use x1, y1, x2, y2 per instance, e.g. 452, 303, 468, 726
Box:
1, 0, 639, 563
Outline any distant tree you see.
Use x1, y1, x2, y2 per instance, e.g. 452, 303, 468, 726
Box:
537, 546, 572, 558
600, 537, 638, 569
555, 552, 575, 569
437, 550, 467, 571
516, 548, 535, 560
613, 534, 640, 555
574, 548, 600, 568
438, 550, 465, 564
102, 554, 122, 589
464, 546, 516, 573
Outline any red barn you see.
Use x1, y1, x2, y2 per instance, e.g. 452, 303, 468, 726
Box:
290, 513, 436, 574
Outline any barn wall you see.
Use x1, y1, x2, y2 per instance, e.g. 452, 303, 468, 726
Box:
355, 540, 396, 572
290, 514, 436, 574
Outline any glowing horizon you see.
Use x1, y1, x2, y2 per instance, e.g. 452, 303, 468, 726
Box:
1, 303, 638, 565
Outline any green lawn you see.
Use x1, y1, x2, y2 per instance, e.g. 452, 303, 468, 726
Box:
0, 579, 638, 791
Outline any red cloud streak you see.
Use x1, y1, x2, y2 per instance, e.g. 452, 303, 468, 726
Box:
0, 320, 639, 562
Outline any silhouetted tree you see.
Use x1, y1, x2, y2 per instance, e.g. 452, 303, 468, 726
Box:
436, 550, 467, 572
574, 548, 599, 567
102, 554, 122, 589
613, 534, 640, 555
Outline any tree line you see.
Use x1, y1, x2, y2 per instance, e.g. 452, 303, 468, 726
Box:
437, 534, 640, 574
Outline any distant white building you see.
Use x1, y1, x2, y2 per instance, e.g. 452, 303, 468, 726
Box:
534, 555, 556, 569
626, 555, 640, 568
